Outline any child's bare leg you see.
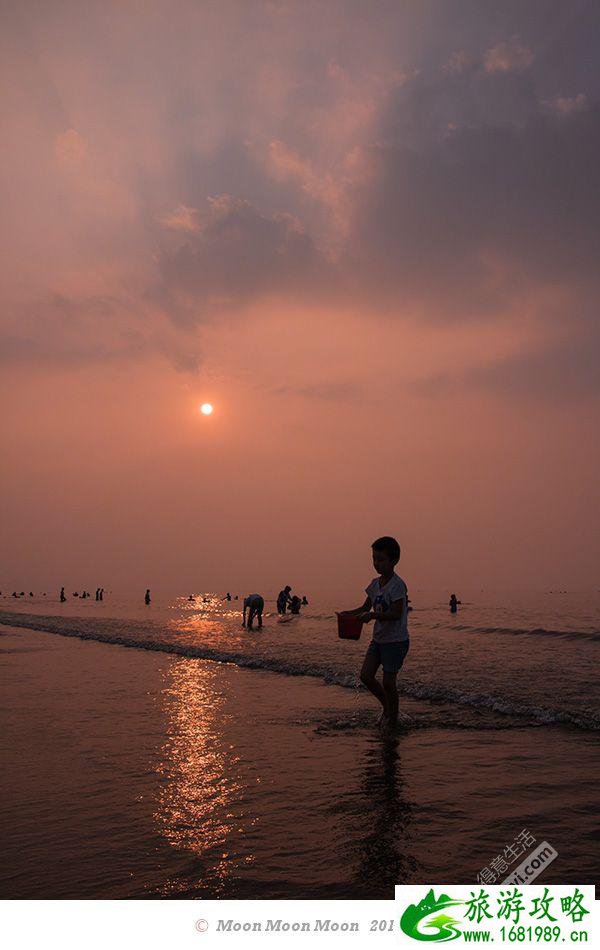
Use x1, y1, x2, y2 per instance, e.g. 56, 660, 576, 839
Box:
382, 671, 399, 727
360, 654, 388, 716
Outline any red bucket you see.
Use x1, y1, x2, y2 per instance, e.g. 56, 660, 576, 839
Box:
336, 612, 363, 640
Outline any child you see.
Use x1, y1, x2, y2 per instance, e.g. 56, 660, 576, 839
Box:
342, 536, 409, 732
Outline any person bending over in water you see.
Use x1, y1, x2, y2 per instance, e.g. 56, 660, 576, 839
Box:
277, 585, 292, 614
340, 536, 409, 734
243, 593, 264, 630
289, 595, 302, 615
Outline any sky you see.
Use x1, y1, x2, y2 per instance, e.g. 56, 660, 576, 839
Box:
1, 0, 599, 593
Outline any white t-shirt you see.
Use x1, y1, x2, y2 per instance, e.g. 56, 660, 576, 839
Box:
365, 573, 409, 643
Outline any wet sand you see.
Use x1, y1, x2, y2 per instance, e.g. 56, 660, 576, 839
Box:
1, 624, 599, 898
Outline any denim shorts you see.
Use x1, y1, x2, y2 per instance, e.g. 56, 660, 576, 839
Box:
365, 638, 409, 673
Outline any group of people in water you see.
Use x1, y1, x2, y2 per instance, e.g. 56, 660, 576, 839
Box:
242, 586, 310, 630
5, 588, 104, 601
4, 587, 462, 616
276, 586, 308, 615
57, 587, 104, 602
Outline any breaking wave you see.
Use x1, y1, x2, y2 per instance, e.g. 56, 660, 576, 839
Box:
2, 611, 599, 732
431, 623, 600, 642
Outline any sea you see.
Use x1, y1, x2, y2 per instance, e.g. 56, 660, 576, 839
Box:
1, 589, 599, 899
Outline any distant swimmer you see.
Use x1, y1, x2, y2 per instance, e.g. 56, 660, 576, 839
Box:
95, 588, 100, 601
301, 595, 308, 606
449, 593, 461, 613
145, 589, 151, 605
289, 595, 302, 615
277, 585, 292, 614
60, 587, 66, 602
225, 592, 232, 601
243, 593, 264, 631
12, 591, 18, 598
29, 592, 34, 597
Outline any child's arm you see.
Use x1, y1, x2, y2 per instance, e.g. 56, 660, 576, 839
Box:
361, 597, 405, 623
341, 596, 371, 616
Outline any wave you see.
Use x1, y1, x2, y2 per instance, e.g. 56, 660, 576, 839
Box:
430, 623, 600, 642
2, 611, 599, 731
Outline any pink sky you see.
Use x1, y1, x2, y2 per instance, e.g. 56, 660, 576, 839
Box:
1, 1, 599, 591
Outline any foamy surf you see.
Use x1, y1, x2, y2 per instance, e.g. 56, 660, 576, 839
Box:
2, 611, 599, 732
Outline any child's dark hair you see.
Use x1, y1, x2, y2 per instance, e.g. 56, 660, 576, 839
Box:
372, 536, 401, 563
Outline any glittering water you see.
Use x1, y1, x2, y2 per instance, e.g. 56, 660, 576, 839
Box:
2, 588, 599, 729
1, 591, 599, 898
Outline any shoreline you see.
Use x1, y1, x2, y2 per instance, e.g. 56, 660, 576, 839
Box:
2, 623, 599, 898
1, 609, 599, 732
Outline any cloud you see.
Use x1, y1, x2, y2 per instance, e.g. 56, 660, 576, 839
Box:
483, 38, 533, 74
149, 60, 600, 402
0, 291, 203, 374
543, 93, 588, 115
1, 0, 599, 407
443, 51, 473, 75
347, 94, 600, 315
54, 129, 88, 168
0, 293, 147, 367
272, 381, 360, 402
159, 204, 201, 233
154, 194, 333, 325
412, 330, 600, 401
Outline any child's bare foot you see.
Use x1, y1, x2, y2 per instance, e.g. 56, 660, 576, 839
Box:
382, 714, 411, 736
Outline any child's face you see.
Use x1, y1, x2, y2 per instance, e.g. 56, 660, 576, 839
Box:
372, 549, 396, 576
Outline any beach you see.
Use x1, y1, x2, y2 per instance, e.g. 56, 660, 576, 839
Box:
1, 594, 599, 899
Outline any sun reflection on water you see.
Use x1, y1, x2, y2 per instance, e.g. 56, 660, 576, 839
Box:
154, 657, 256, 895
166, 594, 241, 636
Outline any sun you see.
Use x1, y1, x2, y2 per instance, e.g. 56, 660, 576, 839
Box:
200, 402, 214, 415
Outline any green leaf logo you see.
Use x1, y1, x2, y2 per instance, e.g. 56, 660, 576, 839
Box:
400, 890, 465, 942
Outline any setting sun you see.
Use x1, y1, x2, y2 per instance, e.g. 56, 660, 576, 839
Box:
200, 402, 213, 415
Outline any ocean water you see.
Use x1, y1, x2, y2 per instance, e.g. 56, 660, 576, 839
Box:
1, 588, 599, 731
1, 590, 599, 899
